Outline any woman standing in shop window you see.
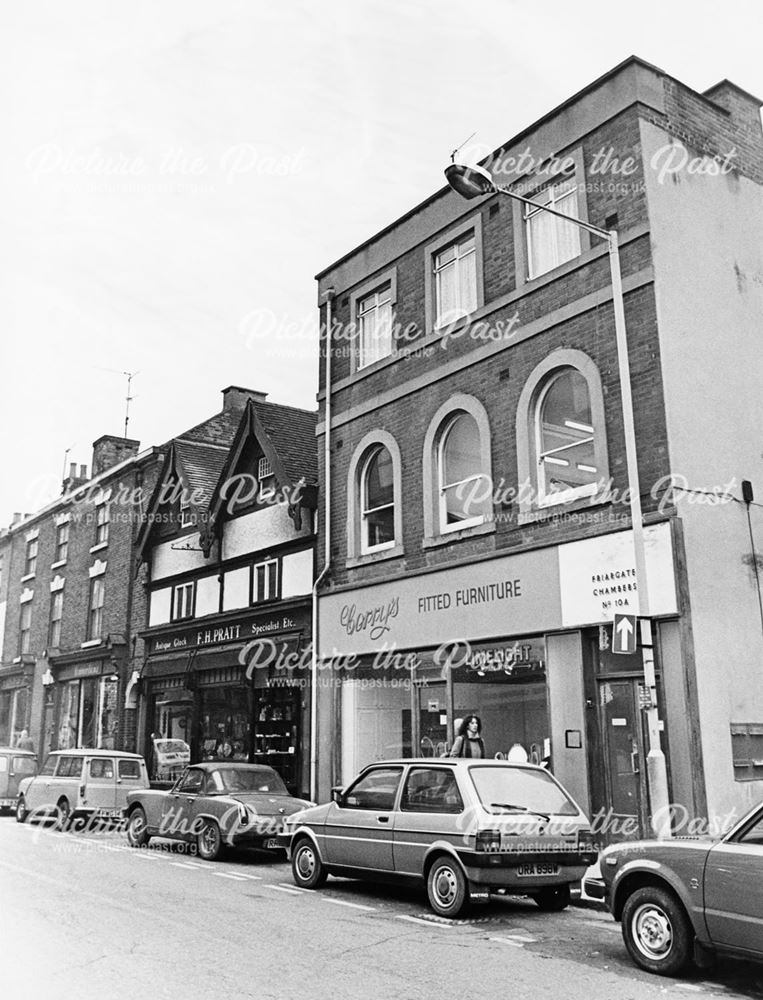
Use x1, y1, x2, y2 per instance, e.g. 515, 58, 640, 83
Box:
449, 715, 486, 758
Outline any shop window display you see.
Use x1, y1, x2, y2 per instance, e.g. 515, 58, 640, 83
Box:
199, 685, 251, 763
254, 686, 300, 793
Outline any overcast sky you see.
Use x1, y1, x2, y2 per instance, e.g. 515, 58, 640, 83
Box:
2, 0, 762, 525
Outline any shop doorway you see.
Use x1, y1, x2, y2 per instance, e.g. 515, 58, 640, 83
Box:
597, 677, 649, 839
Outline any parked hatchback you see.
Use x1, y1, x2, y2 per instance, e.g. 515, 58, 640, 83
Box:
0, 748, 37, 813
589, 798, 763, 976
16, 749, 149, 828
279, 758, 597, 917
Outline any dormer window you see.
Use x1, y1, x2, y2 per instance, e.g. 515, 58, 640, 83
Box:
258, 456, 276, 499
180, 503, 194, 528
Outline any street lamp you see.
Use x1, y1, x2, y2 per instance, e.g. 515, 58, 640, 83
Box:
445, 161, 672, 838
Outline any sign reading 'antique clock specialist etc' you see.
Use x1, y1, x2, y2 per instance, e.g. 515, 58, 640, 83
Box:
147, 609, 307, 656
319, 523, 677, 658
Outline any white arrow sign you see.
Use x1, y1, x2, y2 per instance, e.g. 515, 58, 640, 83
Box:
614, 614, 637, 654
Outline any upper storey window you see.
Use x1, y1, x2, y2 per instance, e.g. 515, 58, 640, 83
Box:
525, 179, 581, 279
536, 368, 598, 505
357, 284, 393, 369
360, 445, 395, 554
434, 232, 477, 328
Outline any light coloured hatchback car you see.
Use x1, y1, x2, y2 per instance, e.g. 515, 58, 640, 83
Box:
16, 749, 149, 828
279, 758, 597, 917
0, 748, 37, 813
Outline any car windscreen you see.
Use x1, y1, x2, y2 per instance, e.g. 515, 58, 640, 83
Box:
12, 757, 37, 775
210, 767, 288, 794
469, 766, 579, 816
154, 740, 189, 755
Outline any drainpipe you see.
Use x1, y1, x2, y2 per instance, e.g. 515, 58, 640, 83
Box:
310, 287, 335, 802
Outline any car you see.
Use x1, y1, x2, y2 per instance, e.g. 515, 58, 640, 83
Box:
278, 758, 598, 918
0, 747, 37, 813
591, 799, 763, 976
124, 761, 314, 861
16, 749, 149, 828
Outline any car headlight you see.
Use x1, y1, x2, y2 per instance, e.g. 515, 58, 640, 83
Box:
577, 830, 598, 852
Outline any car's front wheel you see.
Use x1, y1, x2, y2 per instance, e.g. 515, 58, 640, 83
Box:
621, 886, 693, 976
197, 819, 224, 861
54, 798, 72, 832
15, 796, 28, 824
291, 838, 328, 889
426, 856, 470, 918
126, 807, 151, 848
534, 884, 571, 911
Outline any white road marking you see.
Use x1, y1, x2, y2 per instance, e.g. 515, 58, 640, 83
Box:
583, 919, 619, 932
170, 862, 200, 870
395, 915, 458, 929
499, 933, 537, 943
234, 873, 263, 881
322, 898, 377, 912
181, 861, 215, 869
213, 871, 248, 881
278, 882, 308, 893
267, 884, 303, 895
673, 986, 704, 993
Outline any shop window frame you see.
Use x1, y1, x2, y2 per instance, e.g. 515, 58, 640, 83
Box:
731, 723, 763, 782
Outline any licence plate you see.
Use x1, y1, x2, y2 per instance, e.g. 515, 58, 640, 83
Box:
264, 838, 278, 849
96, 809, 123, 818
516, 863, 560, 877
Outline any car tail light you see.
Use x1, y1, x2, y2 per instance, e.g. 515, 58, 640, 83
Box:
475, 829, 502, 852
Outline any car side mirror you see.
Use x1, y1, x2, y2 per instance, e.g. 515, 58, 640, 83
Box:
331, 786, 344, 806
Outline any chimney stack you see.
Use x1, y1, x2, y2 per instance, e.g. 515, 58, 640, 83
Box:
221, 386, 268, 411
92, 435, 140, 477
62, 462, 90, 495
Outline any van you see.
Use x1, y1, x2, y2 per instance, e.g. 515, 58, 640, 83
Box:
0, 747, 37, 813
16, 748, 149, 828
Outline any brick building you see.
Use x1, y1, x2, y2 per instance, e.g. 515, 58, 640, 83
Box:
131, 387, 317, 796
312, 57, 763, 833
0, 438, 163, 756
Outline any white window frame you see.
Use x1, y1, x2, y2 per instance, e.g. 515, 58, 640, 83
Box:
172, 581, 196, 621
49, 589, 64, 647
433, 232, 477, 329
535, 370, 598, 508
252, 559, 279, 603
257, 456, 276, 499
179, 504, 194, 528
55, 521, 69, 564
437, 413, 489, 534
88, 577, 105, 640
19, 603, 32, 654
349, 269, 397, 375
360, 446, 396, 555
357, 284, 393, 370
24, 537, 38, 577
95, 501, 110, 546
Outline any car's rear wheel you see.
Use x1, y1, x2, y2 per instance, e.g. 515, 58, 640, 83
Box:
126, 807, 150, 848
54, 798, 71, 832
15, 796, 28, 824
621, 886, 693, 976
291, 838, 327, 889
197, 819, 223, 861
534, 884, 571, 911
426, 856, 470, 918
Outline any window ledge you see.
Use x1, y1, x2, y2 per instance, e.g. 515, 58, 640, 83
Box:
422, 521, 496, 549
51, 560, 67, 570
90, 542, 109, 554
20, 573, 35, 583
516, 492, 620, 525
347, 544, 405, 569
81, 638, 103, 649
12, 656, 22, 664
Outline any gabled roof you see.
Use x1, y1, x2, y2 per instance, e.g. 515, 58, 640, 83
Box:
207, 399, 318, 533
173, 440, 229, 509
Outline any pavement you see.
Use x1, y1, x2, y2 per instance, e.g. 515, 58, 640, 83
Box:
0, 817, 761, 1000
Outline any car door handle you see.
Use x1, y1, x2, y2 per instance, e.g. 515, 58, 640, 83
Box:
377, 815, 389, 824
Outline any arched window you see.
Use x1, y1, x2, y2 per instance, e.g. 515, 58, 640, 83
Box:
438, 412, 491, 531
360, 445, 395, 553
535, 368, 598, 505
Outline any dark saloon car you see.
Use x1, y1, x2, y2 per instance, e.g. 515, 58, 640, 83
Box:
279, 758, 597, 918
590, 800, 763, 976
124, 762, 314, 860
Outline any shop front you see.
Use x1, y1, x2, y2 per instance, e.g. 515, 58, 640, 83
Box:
43, 657, 120, 757
0, 669, 32, 747
319, 520, 689, 838
138, 603, 311, 796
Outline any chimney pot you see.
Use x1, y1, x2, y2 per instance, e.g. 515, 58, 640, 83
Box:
69, 463, 76, 477
79, 464, 87, 478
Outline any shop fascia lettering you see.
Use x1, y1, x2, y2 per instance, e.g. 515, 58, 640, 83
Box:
150, 614, 300, 653
417, 578, 522, 613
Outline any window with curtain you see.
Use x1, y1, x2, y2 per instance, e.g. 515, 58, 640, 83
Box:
438, 412, 491, 531
88, 577, 105, 640
48, 590, 64, 647
357, 284, 393, 369
361, 446, 395, 553
525, 180, 581, 279
536, 369, 598, 504
434, 233, 477, 328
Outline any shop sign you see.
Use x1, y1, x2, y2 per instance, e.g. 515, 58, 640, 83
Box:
320, 546, 561, 657
148, 611, 305, 656
462, 640, 544, 677
557, 522, 677, 626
